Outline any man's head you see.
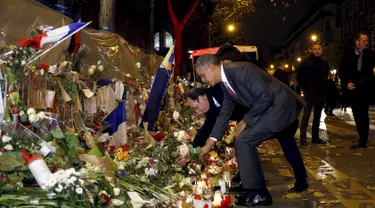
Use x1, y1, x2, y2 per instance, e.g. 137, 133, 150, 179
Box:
195, 54, 222, 86
355, 32, 369, 51
311, 44, 322, 57
216, 43, 242, 64
185, 88, 210, 113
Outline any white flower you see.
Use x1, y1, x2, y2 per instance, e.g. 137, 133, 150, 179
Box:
47, 178, 57, 188
173, 111, 180, 120
75, 187, 83, 195
21, 60, 26, 66
47, 192, 56, 199
145, 168, 157, 176
4, 144, 13, 151
40, 69, 45, 76
37, 111, 46, 120
19, 110, 25, 117
2, 135, 12, 143
28, 114, 38, 123
173, 132, 179, 138
179, 143, 189, 157
112, 199, 124, 206
113, 187, 120, 196
78, 179, 84, 185
27, 108, 36, 115
177, 130, 185, 142
136, 62, 141, 69
98, 65, 104, 72
55, 184, 63, 193
97, 61, 102, 65
88, 67, 95, 76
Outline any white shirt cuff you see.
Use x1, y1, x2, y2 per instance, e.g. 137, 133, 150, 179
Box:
209, 137, 218, 142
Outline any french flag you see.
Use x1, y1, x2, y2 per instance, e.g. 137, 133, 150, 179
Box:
102, 102, 127, 148
19, 22, 90, 50
141, 45, 174, 130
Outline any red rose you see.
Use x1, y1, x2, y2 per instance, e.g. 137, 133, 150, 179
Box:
153, 131, 165, 141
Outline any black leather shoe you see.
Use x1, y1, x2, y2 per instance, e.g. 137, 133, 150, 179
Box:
350, 142, 367, 149
289, 179, 308, 192
235, 190, 272, 206
312, 138, 326, 144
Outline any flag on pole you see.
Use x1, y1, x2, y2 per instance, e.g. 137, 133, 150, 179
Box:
102, 102, 127, 148
141, 45, 174, 131
19, 22, 89, 50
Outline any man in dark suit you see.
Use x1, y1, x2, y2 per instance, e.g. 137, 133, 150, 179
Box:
339, 32, 375, 148
297, 44, 329, 146
195, 54, 308, 206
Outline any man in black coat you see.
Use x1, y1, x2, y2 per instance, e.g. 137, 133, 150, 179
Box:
338, 32, 375, 149
195, 54, 307, 206
297, 44, 329, 146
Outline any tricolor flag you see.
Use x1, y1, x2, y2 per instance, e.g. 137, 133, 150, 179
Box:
141, 45, 174, 131
102, 102, 127, 148
19, 22, 90, 50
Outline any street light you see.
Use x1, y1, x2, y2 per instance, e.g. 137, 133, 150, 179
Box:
227, 24, 235, 32
297, 57, 301, 62
311, 34, 318, 42
285, 64, 289, 69
270, 64, 274, 69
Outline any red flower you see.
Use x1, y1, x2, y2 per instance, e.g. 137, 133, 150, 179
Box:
153, 131, 165, 141
51, 165, 57, 173
1, 175, 7, 181
122, 144, 129, 151
100, 193, 112, 205
148, 159, 153, 166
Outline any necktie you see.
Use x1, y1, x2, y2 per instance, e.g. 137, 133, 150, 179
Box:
224, 82, 237, 98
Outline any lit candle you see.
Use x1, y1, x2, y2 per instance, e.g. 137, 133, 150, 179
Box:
213, 191, 222, 207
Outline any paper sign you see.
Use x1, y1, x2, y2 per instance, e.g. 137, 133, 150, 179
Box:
84, 96, 97, 115
81, 89, 94, 98
45, 90, 56, 109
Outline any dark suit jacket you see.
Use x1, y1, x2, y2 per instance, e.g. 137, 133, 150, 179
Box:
193, 84, 249, 147
296, 55, 329, 103
210, 62, 305, 141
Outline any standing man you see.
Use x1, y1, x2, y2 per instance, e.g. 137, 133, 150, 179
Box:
195, 54, 308, 206
339, 32, 375, 149
297, 44, 329, 146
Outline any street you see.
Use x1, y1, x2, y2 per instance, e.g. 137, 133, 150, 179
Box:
254, 107, 375, 208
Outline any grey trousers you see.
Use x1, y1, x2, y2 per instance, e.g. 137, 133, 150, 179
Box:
236, 120, 307, 190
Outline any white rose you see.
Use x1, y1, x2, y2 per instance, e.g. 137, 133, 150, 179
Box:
47, 192, 56, 199
75, 187, 83, 195
37, 111, 46, 120
136, 62, 141, 69
98, 65, 104, 72
4, 144, 13, 151
179, 143, 189, 157
113, 187, 120, 196
28, 114, 38, 123
2, 135, 12, 143
112, 199, 124, 206
27, 108, 36, 115
177, 130, 185, 141
173, 111, 180, 120
55, 184, 63, 193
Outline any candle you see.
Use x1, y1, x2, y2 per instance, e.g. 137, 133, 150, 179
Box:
219, 180, 226, 194
27, 156, 52, 189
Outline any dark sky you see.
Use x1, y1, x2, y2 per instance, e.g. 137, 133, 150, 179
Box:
243, 0, 319, 61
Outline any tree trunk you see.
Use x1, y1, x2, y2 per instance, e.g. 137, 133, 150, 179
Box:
174, 28, 183, 77
99, 0, 115, 30
168, 0, 201, 77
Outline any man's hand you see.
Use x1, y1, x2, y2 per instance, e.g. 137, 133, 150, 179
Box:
234, 120, 246, 139
176, 157, 190, 165
199, 139, 216, 162
347, 82, 356, 90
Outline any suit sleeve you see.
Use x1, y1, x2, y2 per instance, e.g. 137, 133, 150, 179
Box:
239, 65, 273, 128
339, 54, 350, 85
192, 110, 219, 147
210, 92, 235, 141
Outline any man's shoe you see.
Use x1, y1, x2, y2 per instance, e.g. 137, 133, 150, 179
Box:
350, 142, 367, 149
289, 180, 308, 192
312, 138, 326, 144
235, 190, 272, 206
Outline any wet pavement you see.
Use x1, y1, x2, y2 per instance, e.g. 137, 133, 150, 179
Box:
245, 107, 375, 208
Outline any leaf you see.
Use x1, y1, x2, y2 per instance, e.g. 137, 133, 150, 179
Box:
0, 156, 27, 172
282, 193, 302, 199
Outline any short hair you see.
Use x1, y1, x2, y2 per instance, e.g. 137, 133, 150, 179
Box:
355, 31, 368, 41
195, 54, 220, 69
185, 87, 209, 100
216, 43, 242, 61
